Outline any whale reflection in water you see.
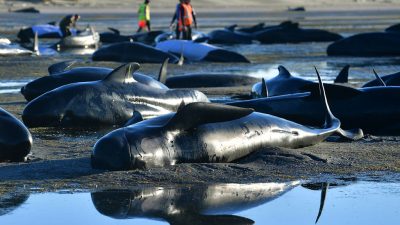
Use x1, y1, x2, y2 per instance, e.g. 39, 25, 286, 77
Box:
91, 181, 300, 225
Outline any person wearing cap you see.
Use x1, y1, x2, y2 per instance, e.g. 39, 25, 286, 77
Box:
137, 0, 151, 32
59, 14, 80, 37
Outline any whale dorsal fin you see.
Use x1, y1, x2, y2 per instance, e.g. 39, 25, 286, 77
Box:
158, 58, 169, 84
334, 65, 350, 83
48, 60, 78, 75
372, 69, 386, 86
104, 63, 140, 83
261, 78, 268, 97
225, 24, 237, 32
108, 27, 120, 35
278, 65, 292, 78
165, 102, 254, 131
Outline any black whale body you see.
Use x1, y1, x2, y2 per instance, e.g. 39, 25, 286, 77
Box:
385, 23, 400, 33
229, 84, 400, 135
91, 72, 362, 171
254, 22, 342, 44
207, 29, 254, 44
332, 65, 400, 88
165, 73, 259, 88
21, 61, 168, 101
22, 63, 208, 128
92, 42, 180, 64
251, 65, 349, 97
327, 32, 400, 56
0, 107, 32, 162
100, 29, 164, 45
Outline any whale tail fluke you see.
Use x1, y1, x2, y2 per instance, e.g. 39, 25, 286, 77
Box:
372, 69, 386, 86
314, 67, 363, 140
158, 58, 169, 84
334, 65, 350, 83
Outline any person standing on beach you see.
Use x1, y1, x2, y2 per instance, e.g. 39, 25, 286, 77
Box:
170, 0, 197, 40
137, 0, 151, 32
59, 14, 80, 37
170, 0, 184, 39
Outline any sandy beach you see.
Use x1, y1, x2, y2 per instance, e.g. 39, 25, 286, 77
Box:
0, 0, 399, 193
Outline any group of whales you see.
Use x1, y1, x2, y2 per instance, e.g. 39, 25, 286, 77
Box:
4, 59, 400, 168
2, 60, 365, 170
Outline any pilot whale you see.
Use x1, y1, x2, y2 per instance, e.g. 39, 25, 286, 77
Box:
155, 40, 250, 63
21, 60, 168, 101
333, 65, 400, 88
92, 42, 180, 64
251, 65, 350, 97
92, 182, 299, 225
0, 107, 32, 162
91, 70, 362, 170
22, 63, 208, 128
230, 76, 400, 135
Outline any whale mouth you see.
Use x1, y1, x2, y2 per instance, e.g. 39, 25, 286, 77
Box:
22, 113, 62, 128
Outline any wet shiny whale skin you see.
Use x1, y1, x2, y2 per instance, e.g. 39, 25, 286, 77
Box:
91, 181, 299, 224
21, 60, 168, 101
91, 73, 362, 170
251, 65, 349, 97
0, 107, 32, 162
22, 63, 208, 128
230, 83, 400, 135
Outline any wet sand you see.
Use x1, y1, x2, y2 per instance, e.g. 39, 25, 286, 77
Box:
0, 6, 400, 191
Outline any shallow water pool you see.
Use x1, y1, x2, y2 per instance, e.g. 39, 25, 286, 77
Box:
0, 181, 399, 225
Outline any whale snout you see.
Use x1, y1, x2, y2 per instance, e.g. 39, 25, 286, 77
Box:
91, 130, 132, 171
22, 93, 67, 128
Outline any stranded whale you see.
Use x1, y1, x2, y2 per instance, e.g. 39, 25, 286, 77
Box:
91, 70, 362, 170
0, 107, 32, 162
21, 60, 168, 101
22, 63, 208, 128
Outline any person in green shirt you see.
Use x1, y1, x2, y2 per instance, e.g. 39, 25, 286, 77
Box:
137, 0, 151, 32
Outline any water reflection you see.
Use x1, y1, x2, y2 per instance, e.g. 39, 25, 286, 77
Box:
0, 188, 29, 216
91, 182, 300, 225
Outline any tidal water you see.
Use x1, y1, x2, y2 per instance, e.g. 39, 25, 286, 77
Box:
0, 181, 399, 225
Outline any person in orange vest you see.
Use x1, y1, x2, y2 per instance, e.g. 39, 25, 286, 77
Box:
169, 0, 184, 39
137, 0, 151, 33
177, 0, 197, 40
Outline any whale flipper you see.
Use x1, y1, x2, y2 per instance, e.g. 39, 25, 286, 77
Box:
315, 68, 363, 140
48, 60, 78, 75
278, 65, 292, 78
158, 58, 169, 84
169, 215, 254, 225
334, 65, 350, 83
165, 103, 254, 131
104, 63, 140, 83
372, 69, 387, 86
